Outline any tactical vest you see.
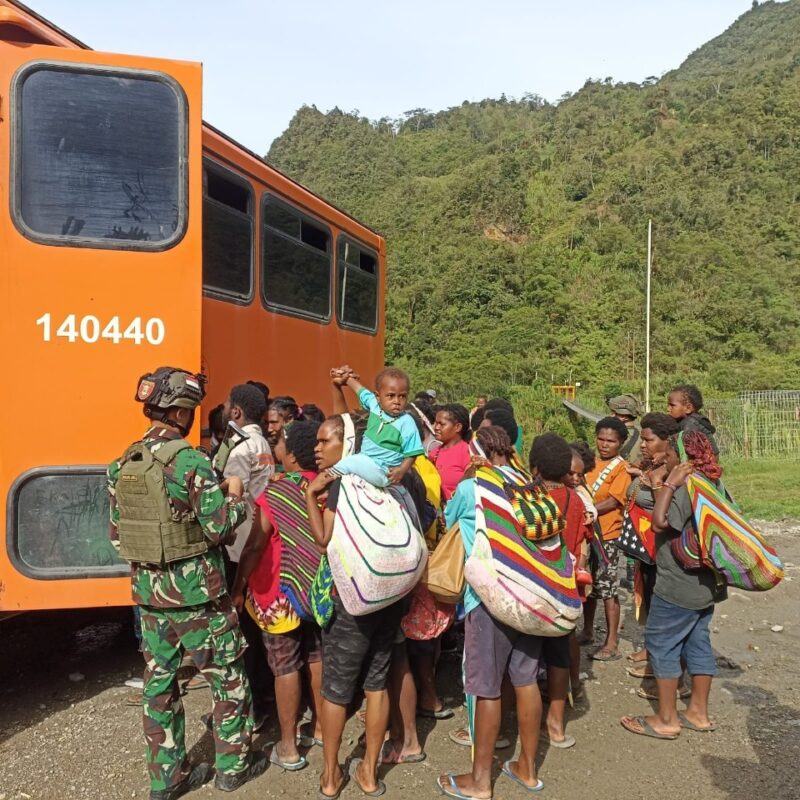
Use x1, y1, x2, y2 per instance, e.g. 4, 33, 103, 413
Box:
116, 439, 208, 566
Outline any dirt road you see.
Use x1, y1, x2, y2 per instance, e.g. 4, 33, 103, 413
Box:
1, 522, 798, 800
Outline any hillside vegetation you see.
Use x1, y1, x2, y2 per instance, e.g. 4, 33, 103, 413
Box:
267, 0, 800, 401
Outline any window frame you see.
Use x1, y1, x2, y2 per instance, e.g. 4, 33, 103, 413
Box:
202, 157, 255, 305
7, 465, 130, 581
260, 192, 333, 324
335, 233, 380, 335
10, 60, 189, 252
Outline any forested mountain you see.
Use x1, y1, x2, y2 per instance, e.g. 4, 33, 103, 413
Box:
267, 0, 800, 399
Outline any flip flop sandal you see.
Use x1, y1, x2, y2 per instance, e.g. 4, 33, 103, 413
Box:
627, 652, 648, 663
500, 761, 544, 793
636, 686, 692, 701
348, 758, 386, 797
620, 715, 679, 740
627, 665, 655, 679
297, 723, 323, 748
380, 742, 426, 764
678, 712, 717, 732
591, 648, 621, 662
541, 732, 576, 749
269, 747, 307, 771
318, 773, 348, 800
448, 728, 510, 749
437, 773, 491, 800
418, 705, 455, 720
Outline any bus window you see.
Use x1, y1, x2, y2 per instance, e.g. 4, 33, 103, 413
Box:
10, 469, 127, 579
262, 195, 331, 321
13, 64, 186, 250
202, 162, 253, 301
337, 236, 378, 333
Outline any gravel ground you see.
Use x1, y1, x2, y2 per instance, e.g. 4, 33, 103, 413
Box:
1, 521, 798, 800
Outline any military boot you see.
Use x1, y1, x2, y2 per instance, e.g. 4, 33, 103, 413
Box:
150, 762, 211, 800
214, 750, 268, 792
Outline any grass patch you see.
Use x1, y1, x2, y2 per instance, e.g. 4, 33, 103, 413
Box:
722, 458, 800, 520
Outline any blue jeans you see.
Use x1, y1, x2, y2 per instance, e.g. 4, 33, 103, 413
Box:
331, 453, 390, 487
645, 594, 716, 679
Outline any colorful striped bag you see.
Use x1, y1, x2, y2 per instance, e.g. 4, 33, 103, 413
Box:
266, 474, 323, 620
464, 465, 582, 637
327, 474, 428, 616
671, 473, 784, 591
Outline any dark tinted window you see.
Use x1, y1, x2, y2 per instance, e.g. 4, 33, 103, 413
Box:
262, 196, 331, 320
12, 471, 127, 576
337, 237, 378, 332
15, 66, 185, 249
203, 165, 252, 299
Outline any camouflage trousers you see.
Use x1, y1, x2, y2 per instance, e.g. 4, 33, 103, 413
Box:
139, 596, 253, 793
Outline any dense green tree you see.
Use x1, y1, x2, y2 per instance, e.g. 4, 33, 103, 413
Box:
267, 0, 800, 401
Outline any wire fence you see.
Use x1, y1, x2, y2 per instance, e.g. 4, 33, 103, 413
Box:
705, 391, 800, 460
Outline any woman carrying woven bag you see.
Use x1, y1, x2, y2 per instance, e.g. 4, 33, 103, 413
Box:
620, 413, 681, 678
306, 408, 405, 799
436, 426, 548, 800
621, 430, 726, 741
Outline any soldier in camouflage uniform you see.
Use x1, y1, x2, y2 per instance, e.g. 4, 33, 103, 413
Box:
108, 367, 268, 800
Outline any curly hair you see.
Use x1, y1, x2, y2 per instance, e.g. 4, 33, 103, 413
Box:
375, 367, 410, 392
270, 396, 300, 422
475, 425, 515, 460
300, 403, 326, 425
640, 412, 680, 441
285, 421, 321, 472
484, 408, 518, 445
485, 397, 515, 415
230, 384, 268, 425
529, 433, 573, 481
595, 415, 629, 443
671, 430, 722, 480
671, 384, 704, 411
438, 403, 471, 441
570, 441, 596, 473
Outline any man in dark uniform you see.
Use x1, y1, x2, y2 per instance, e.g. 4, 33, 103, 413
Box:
608, 394, 642, 464
107, 367, 268, 800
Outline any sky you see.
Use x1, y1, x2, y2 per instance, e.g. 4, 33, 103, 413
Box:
31, 0, 755, 155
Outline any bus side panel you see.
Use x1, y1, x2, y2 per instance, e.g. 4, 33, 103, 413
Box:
0, 48, 203, 611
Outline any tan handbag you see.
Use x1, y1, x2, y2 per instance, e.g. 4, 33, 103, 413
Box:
424, 522, 465, 604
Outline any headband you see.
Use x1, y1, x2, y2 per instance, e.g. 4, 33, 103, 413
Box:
409, 402, 437, 436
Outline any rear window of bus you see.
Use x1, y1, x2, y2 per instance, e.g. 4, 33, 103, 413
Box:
13, 64, 187, 250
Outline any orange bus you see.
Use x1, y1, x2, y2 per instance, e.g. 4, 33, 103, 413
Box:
0, 1, 385, 614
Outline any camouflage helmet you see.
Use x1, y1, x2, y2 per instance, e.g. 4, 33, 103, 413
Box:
135, 367, 206, 410
607, 393, 640, 419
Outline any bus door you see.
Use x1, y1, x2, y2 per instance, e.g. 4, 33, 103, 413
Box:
0, 44, 203, 611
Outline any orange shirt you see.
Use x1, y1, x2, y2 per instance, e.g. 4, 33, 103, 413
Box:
585, 457, 630, 541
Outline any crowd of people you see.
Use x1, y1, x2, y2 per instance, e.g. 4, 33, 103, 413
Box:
108, 365, 727, 800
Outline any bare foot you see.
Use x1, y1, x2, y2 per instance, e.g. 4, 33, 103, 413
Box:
319, 765, 345, 799
628, 648, 648, 663
437, 773, 492, 799
352, 758, 381, 795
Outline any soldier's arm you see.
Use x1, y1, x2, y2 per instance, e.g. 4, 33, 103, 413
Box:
184, 451, 246, 546
106, 459, 122, 552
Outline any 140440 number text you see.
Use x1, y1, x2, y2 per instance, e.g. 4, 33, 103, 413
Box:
35, 313, 165, 345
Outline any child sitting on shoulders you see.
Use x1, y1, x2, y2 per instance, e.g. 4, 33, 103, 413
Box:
667, 384, 719, 456
328, 365, 424, 487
